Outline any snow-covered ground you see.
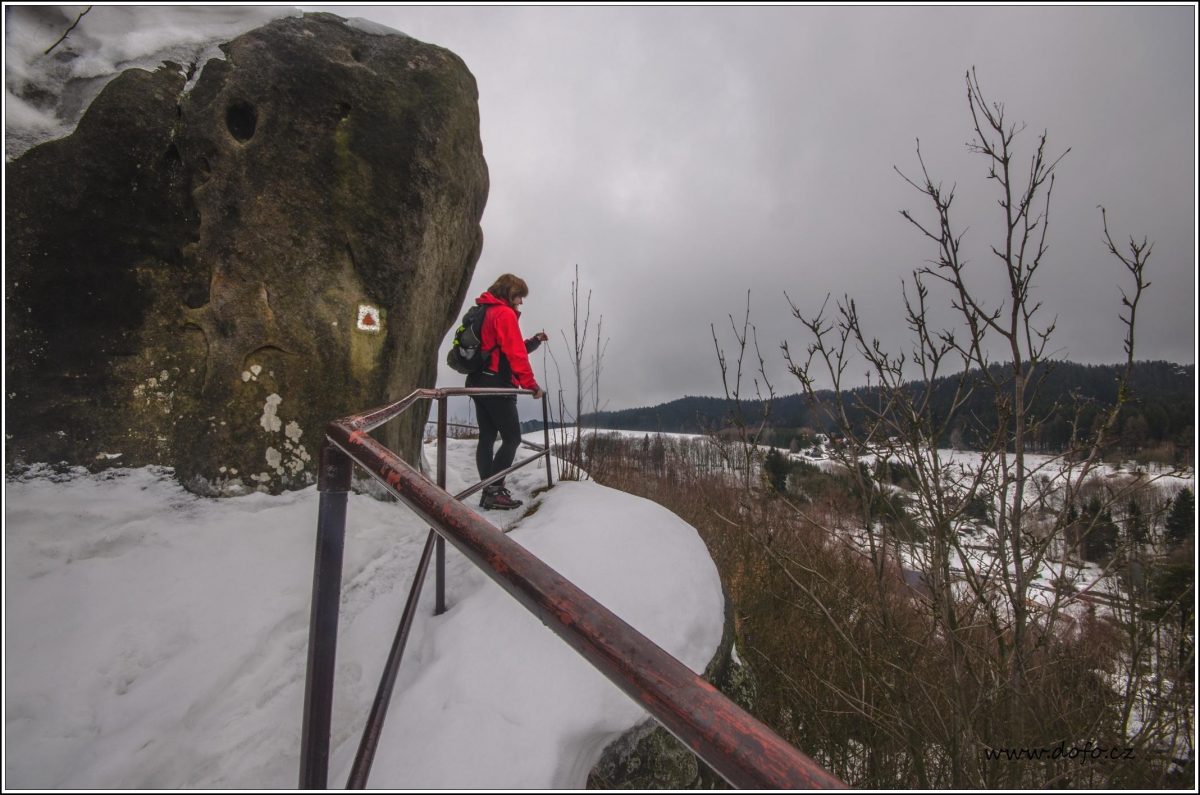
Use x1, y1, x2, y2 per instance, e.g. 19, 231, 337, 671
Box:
806, 446, 1192, 627
570, 428, 1193, 618
4, 440, 724, 789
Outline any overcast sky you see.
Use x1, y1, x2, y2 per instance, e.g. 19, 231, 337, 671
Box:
201, 7, 1200, 415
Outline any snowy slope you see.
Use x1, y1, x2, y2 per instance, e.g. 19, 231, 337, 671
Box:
3, 440, 725, 788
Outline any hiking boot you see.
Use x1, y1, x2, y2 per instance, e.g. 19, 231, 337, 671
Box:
480, 487, 523, 511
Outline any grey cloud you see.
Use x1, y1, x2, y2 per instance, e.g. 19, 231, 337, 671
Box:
312, 5, 1195, 418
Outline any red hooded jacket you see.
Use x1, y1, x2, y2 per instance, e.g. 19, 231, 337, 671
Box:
474, 292, 541, 391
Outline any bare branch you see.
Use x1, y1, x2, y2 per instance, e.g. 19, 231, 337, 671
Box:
44, 6, 92, 56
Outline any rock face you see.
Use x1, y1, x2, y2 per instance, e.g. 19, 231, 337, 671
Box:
5, 12, 488, 494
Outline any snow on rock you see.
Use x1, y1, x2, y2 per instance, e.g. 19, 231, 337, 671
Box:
3, 440, 724, 788
344, 16, 410, 38
4, 5, 299, 160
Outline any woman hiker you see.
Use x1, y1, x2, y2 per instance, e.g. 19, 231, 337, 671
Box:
466, 274, 548, 510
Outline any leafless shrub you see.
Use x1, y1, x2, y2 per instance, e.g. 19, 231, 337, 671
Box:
665, 70, 1187, 787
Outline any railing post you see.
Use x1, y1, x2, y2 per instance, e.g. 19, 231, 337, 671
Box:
435, 396, 448, 616
300, 442, 353, 789
542, 392, 553, 488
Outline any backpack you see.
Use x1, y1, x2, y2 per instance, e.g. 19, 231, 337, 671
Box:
446, 304, 493, 375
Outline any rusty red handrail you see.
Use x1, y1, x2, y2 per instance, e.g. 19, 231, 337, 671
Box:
303, 388, 554, 789
300, 388, 846, 790
344, 387, 534, 434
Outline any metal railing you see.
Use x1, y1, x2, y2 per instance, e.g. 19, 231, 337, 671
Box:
299, 387, 846, 790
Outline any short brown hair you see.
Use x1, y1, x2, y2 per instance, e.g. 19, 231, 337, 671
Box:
487, 274, 529, 302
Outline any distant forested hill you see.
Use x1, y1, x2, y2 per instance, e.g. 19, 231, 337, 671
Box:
580, 361, 1194, 453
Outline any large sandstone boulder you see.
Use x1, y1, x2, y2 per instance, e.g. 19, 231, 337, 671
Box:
5, 12, 488, 494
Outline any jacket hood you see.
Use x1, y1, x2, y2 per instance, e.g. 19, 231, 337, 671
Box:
476, 291, 520, 316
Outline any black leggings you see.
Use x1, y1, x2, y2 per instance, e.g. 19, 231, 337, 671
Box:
473, 395, 521, 489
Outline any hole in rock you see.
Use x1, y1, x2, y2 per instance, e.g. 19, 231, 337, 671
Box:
226, 101, 257, 142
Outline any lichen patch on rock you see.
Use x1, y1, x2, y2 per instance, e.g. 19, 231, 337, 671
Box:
259, 394, 283, 433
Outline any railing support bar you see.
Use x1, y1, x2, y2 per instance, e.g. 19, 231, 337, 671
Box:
300, 442, 353, 789
453, 451, 548, 503
435, 397, 448, 616
346, 529, 438, 789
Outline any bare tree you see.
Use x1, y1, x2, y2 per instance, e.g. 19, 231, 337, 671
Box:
548, 265, 607, 480
772, 69, 1176, 787
709, 291, 776, 499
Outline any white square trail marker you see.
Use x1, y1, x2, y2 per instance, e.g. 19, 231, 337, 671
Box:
357, 304, 382, 333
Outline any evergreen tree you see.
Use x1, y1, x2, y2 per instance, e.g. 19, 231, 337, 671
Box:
764, 447, 790, 494
1081, 495, 1119, 563
1165, 487, 1195, 549
650, 433, 665, 472
1144, 548, 1194, 673
1126, 498, 1148, 546
964, 493, 994, 525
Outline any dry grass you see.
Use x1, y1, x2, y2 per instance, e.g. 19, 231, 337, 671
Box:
586, 434, 1187, 788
